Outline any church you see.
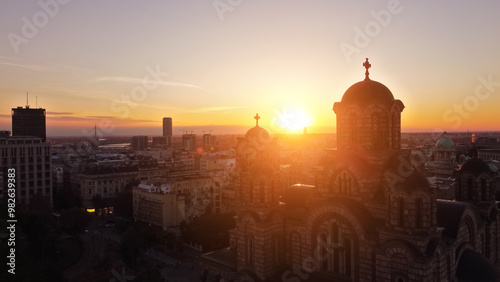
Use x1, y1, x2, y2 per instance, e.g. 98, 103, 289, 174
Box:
200, 59, 500, 281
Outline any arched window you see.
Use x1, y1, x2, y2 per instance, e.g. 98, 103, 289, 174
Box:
260, 180, 266, 203
481, 178, 487, 201
398, 198, 405, 227
392, 112, 399, 149
345, 238, 352, 276
415, 198, 423, 228
349, 113, 357, 147
247, 238, 253, 264
372, 113, 381, 149
272, 236, 279, 267
291, 233, 301, 266
467, 178, 474, 201
331, 222, 339, 244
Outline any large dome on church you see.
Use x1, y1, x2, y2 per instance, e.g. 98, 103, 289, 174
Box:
341, 79, 395, 106
436, 133, 455, 149
244, 125, 270, 140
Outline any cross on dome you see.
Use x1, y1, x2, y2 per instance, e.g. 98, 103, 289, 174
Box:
363, 58, 371, 80
254, 113, 260, 126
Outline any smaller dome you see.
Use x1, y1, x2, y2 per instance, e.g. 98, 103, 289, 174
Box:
425, 161, 435, 169
436, 132, 455, 149
459, 158, 491, 176
487, 162, 498, 172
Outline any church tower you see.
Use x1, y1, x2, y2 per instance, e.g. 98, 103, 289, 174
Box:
333, 58, 405, 166
233, 114, 284, 281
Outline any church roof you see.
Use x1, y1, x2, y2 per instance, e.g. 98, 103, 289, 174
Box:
341, 79, 395, 107
456, 249, 500, 281
436, 200, 469, 239
459, 157, 492, 176
199, 247, 237, 271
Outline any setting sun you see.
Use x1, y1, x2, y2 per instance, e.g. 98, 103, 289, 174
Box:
272, 107, 312, 132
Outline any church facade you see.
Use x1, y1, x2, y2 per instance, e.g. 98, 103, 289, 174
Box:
200, 59, 500, 281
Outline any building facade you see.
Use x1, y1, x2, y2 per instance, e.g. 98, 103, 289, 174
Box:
200, 60, 500, 281
0, 135, 52, 211
163, 117, 173, 147
11, 106, 46, 142
133, 183, 185, 230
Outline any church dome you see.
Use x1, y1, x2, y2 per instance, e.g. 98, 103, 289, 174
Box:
436, 133, 455, 149
341, 79, 395, 106
425, 161, 435, 169
459, 158, 491, 176
243, 114, 273, 145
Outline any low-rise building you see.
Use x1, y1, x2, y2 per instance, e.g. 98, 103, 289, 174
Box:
133, 183, 185, 230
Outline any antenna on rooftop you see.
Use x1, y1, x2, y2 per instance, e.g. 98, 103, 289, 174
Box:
36, 96, 38, 108
26, 92, 30, 108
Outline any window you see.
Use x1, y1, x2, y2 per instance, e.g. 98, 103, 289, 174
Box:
246, 238, 253, 264
415, 198, 423, 228
398, 198, 405, 227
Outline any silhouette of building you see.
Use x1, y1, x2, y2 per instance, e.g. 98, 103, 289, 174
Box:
200, 59, 500, 281
182, 134, 196, 152
0, 135, 52, 212
12, 106, 46, 142
163, 117, 173, 147
203, 133, 216, 151
131, 136, 148, 151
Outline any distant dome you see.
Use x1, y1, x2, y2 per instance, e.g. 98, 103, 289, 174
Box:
341, 79, 395, 106
459, 158, 491, 176
425, 161, 435, 169
436, 133, 455, 149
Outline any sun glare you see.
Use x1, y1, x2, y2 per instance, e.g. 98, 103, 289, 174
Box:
274, 108, 312, 132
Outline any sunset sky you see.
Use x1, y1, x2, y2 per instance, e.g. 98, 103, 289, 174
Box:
1, 1, 500, 137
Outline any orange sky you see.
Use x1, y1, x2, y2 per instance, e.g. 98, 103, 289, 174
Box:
1, 1, 499, 136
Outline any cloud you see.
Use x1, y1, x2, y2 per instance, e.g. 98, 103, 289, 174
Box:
0, 61, 48, 72
47, 111, 74, 116
96, 76, 202, 89
186, 106, 240, 113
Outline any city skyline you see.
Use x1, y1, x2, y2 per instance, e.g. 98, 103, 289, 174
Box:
1, 1, 500, 137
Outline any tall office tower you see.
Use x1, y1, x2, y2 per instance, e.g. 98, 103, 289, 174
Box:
0, 135, 52, 212
163, 117, 173, 147
12, 106, 46, 142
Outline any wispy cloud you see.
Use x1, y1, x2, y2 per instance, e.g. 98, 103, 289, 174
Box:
0, 56, 22, 61
96, 76, 202, 89
47, 111, 74, 116
186, 106, 240, 113
0, 61, 48, 72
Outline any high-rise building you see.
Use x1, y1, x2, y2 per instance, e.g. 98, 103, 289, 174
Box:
163, 117, 173, 147
182, 134, 196, 152
12, 106, 46, 142
0, 135, 52, 212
